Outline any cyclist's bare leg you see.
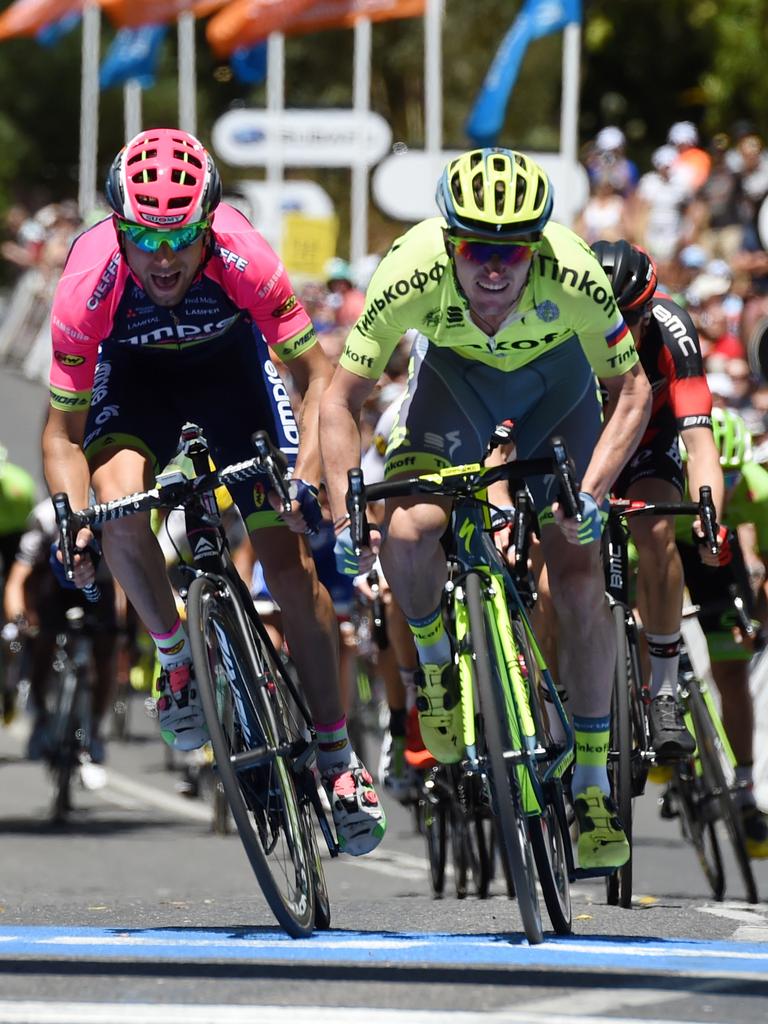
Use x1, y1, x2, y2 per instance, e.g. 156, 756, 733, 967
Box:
251, 525, 341, 725
539, 525, 613, 718
710, 659, 753, 767
627, 482, 684, 638
379, 497, 452, 619
90, 449, 179, 633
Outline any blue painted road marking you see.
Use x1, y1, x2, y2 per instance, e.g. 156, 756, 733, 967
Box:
0, 928, 766, 977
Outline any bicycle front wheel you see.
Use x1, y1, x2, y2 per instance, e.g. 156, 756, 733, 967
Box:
687, 680, 758, 904
465, 572, 543, 943
187, 574, 316, 937
606, 602, 634, 908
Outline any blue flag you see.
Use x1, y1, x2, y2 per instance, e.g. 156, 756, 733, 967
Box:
466, 0, 582, 147
37, 13, 81, 48
230, 42, 268, 86
100, 25, 168, 91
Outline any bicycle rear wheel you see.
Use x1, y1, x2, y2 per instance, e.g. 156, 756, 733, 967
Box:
606, 602, 634, 908
686, 681, 758, 904
187, 574, 316, 937
465, 572, 543, 943
672, 766, 725, 900
423, 773, 448, 896
48, 666, 81, 822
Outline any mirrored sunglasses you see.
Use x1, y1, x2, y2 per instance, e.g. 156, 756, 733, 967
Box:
116, 218, 210, 253
448, 235, 538, 266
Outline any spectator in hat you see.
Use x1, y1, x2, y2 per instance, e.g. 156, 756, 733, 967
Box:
633, 144, 692, 272
687, 267, 745, 367
324, 257, 365, 329
585, 125, 638, 197
685, 132, 744, 261
668, 121, 711, 192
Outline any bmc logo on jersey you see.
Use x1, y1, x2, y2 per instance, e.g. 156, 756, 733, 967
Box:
54, 351, 85, 366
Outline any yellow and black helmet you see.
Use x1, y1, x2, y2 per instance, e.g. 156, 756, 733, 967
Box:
436, 148, 553, 238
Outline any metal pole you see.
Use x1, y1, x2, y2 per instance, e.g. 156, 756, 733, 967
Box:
424, 0, 443, 154
264, 32, 285, 251
78, 2, 101, 219
559, 22, 581, 225
178, 12, 197, 135
350, 17, 372, 265
123, 81, 142, 142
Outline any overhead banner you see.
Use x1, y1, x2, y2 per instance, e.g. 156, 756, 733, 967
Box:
99, 24, 168, 88
466, 0, 581, 147
207, 0, 317, 59
207, 0, 424, 58
98, 0, 195, 28
0, 0, 83, 41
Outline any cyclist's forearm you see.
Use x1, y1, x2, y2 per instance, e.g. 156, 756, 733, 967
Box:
320, 397, 363, 524
584, 368, 651, 504
42, 426, 91, 511
686, 445, 725, 523
292, 373, 325, 485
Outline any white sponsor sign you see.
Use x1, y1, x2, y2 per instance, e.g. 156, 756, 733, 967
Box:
372, 149, 590, 227
212, 108, 393, 167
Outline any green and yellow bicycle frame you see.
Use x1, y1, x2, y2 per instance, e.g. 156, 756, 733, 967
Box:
424, 462, 573, 817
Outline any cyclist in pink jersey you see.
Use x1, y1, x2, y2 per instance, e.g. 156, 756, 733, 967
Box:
42, 128, 385, 856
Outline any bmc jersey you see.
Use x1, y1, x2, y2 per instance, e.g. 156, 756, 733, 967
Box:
340, 218, 638, 380
636, 294, 712, 446
48, 203, 316, 412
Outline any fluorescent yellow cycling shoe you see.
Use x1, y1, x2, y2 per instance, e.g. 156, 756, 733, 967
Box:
741, 804, 768, 859
414, 661, 463, 764
574, 785, 630, 870
647, 763, 674, 785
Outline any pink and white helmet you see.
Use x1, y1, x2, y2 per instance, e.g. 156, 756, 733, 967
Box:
105, 128, 222, 228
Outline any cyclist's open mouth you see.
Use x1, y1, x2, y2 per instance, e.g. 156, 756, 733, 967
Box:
477, 279, 509, 292
151, 271, 182, 293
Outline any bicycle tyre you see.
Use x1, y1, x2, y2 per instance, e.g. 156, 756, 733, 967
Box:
687, 680, 758, 904
510, 616, 572, 932
606, 602, 634, 908
465, 572, 543, 943
672, 766, 725, 900
424, 790, 448, 896
450, 803, 469, 899
187, 574, 316, 937
49, 666, 81, 822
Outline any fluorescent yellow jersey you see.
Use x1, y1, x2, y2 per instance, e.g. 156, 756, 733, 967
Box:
340, 218, 638, 380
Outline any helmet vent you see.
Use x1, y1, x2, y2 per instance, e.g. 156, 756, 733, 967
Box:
471, 171, 486, 208
450, 171, 464, 207
494, 180, 505, 215
127, 148, 157, 166
171, 169, 199, 186
172, 150, 203, 170
135, 193, 158, 208
168, 196, 192, 209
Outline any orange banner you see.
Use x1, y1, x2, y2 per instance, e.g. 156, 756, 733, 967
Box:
207, 0, 423, 58
207, 0, 317, 58
98, 0, 199, 28
0, 0, 83, 41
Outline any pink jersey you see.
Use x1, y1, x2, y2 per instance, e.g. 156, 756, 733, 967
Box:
49, 203, 315, 411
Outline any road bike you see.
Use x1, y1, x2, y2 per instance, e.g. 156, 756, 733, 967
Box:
45, 605, 106, 821
346, 438, 594, 944
602, 494, 758, 905
54, 423, 337, 938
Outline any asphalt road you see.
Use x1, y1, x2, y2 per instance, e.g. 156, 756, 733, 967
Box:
0, 367, 767, 1022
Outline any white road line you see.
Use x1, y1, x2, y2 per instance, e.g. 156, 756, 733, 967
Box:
98, 771, 213, 824
0, 1005, 730, 1024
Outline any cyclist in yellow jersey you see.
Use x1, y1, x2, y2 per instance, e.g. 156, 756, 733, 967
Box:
320, 149, 653, 869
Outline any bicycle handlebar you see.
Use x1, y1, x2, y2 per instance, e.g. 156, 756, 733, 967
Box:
52, 429, 293, 591
608, 485, 720, 554
346, 437, 581, 552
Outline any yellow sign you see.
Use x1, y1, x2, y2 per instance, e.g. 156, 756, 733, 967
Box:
281, 214, 338, 279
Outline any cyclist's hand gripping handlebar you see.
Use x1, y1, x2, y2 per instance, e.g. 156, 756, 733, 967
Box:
551, 436, 581, 520
251, 430, 292, 514
697, 485, 719, 557
52, 492, 101, 603
346, 468, 370, 555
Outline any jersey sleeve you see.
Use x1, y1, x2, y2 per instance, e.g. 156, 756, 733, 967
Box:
542, 227, 639, 378
654, 299, 713, 430
206, 205, 316, 363
339, 223, 445, 380
733, 463, 768, 553
48, 220, 122, 412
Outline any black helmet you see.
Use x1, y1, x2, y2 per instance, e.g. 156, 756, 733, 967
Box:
591, 239, 657, 311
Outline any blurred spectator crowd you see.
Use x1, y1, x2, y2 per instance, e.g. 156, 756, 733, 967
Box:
6, 122, 768, 457
577, 119, 768, 459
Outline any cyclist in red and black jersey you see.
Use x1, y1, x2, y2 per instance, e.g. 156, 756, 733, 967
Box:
593, 240, 724, 760
41, 128, 385, 856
